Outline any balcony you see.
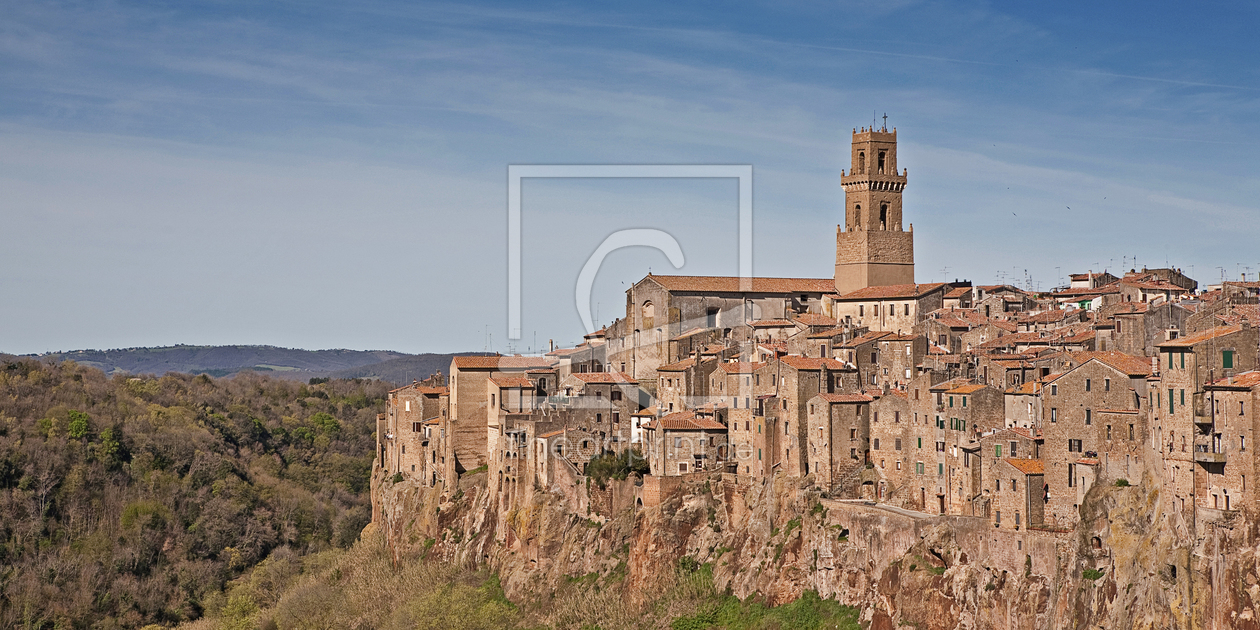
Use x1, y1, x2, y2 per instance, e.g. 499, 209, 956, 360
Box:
1193, 444, 1226, 464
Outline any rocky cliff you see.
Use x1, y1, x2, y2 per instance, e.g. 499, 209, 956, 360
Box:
371, 459, 1260, 629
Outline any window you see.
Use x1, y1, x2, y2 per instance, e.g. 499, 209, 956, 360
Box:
1086, 379, 1091, 392
1068, 463, 1076, 487
673, 437, 681, 448
1012, 479, 1017, 492
1224, 350, 1235, 369
963, 396, 967, 408
895, 411, 901, 423
996, 479, 1001, 491
1169, 389, 1174, 414
878, 151, 886, 174
1242, 435, 1247, 452
490, 394, 495, 407
850, 428, 857, 439
995, 445, 1002, 457
1009, 441, 1017, 457
859, 305, 864, 316
611, 390, 622, 401
1180, 390, 1185, 406
1085, 409, 1092, 425
1129, 424, 1135, 440
679, 462, 688, 473
916, 462, 924, 474
938, 463, 944, 476
405, 400, 411, 412
1051, 408, 1058, 423
895, 438, 902, 450
874, 412, 879, 423
1106, 425, 1112, 440
613, 412, 620, 424
413, 422, 422, 432
1068, 439, 1083, 452
1051, 384, 1058, 396
897, 461, 902, 470
596, 413, 602, 424
1105, 378, 1111, 392
995, 510, 1001, 524
917, 437, 922, 448
1180, 352, 1185, 369
874, 438, 881, 450
949, 396, 954, 408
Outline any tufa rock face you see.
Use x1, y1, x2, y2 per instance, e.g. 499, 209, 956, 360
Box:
371, 461, 1260, 629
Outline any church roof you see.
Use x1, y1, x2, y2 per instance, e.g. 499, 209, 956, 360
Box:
835, 282, 948, 300
645, 275, 836, 294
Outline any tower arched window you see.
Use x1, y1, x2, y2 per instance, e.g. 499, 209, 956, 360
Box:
858, 151, 866, 172
642, 301, 654, 328
878, 151, 886, 174
853, 204, 861, 230
880, 203, 888, 230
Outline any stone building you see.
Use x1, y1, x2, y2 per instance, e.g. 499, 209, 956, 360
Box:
831, 283, 948, 334
834, 126, 915, 294
643, 410, 729, 476
806, 393, 874, 497
605, 274, 837, 383
1200, 371, 1260, 511
448, 355, 552, 472
380, 382, 448, 481
1038, 352, 1153, 528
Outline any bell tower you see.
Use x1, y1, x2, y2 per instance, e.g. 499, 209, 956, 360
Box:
834, 123, 915, 294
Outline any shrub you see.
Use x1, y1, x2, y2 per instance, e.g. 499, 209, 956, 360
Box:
1083, 568, 1105, 580
1114, 478, 1130, 487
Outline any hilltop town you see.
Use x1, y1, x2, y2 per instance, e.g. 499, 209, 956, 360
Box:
374, 126, 1260, 611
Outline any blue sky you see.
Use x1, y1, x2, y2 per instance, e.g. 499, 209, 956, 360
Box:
2, 1, 1258, 355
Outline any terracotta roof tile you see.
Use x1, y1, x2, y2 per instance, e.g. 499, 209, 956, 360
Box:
453, 355, 552, 370
793, 313, 838, 327
1159, 325, 1244, 348
946, 383, 988, 394
1004, 458, 1044, 475
569, 372, 638, 384
815, 393, 875, 403
490, 376, 535, 388
1070, 351, 1153, 376
778, 356, 849, 371
643, 411, 726, 431
945, 286, 971, 298
835, 282, 948, 300
749, 319, 795, 328
1208, 371, 1260, 389
646, 275, 836, 294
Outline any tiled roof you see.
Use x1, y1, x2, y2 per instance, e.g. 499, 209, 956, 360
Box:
643, 411, 726, 431
815, 393, 874, 403
453, 355, 552, 370
1112, 303, 1150, 315
1159, 325, 1244, 348
1208, 371, 1260, 389
794, 313, 838, 327
930, 377, 973, 392
1004, 458, 1044, 475
658, 357, 701, 372
1017, 309, 1071, 324
835, 282, 948, 300
490, 376, 535, 388
837, 331, 893, 348
1006, 381, 1042, 395
778, 356, 849, 371
946, 383, 988, 394
646, 274, 836, 294
749, 319, 795, 328
1071, 351, 1152, 376
805, 326, 846, 339
569, 372, 638, 384
717, 361, 765, 374
672, 327, 712, 340
390, 384, 449, 395
945, 286, 971, 298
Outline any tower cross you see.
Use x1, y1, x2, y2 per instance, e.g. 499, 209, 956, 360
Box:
882, 113, 888, 130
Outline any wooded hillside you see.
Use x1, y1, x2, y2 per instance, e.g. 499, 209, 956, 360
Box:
0, 357, 389, 629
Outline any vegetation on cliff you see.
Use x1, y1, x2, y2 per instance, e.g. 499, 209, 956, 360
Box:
0, 358, 389, 628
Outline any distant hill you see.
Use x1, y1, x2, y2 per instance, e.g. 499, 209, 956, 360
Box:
35, 345, 487, 384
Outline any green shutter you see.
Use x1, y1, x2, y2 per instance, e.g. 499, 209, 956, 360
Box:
918, 437, 922, 448
1169, 352, 1174, 369
996, 445, 1002, 457
1169, 389, 1174, 414
1224, 350, 1235, 369
1180, 352, 1185, 369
